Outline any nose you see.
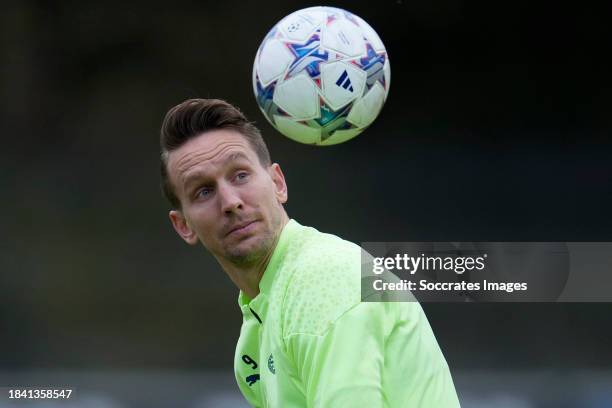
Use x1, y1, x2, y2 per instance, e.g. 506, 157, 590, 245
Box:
218, 181, 243, 214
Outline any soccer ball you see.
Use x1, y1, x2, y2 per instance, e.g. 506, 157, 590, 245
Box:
252, 6, 390, 145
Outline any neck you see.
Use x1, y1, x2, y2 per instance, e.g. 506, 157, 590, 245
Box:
220, 214, 289, 299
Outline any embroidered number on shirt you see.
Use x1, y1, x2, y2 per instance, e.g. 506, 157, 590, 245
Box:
242, 354, 258, 369
246, 374, 260, 386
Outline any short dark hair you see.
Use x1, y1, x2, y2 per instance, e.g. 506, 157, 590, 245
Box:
160, 98, 271, 209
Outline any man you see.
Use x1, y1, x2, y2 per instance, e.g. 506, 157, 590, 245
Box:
160, 98, 460, 407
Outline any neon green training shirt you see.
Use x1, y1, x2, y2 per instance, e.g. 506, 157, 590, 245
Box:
234, 219, 460, 407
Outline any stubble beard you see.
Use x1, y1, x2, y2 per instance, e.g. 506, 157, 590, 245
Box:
224, 228, 274, 267
223, 213, 283, 268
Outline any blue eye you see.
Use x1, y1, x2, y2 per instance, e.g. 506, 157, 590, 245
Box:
196, 187, 213, 199
236, 172, 249, 181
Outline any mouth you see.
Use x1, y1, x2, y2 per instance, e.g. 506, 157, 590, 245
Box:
226, 220, 259, 237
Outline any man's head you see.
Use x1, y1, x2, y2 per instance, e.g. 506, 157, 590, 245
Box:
160, 98, 288, 266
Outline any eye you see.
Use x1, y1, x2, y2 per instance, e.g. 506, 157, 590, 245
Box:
195, 186, 213, 199
235, 171, 249, 182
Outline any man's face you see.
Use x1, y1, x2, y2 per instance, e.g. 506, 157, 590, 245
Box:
166, 129, 288, 265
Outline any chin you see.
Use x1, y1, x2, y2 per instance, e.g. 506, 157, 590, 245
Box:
225, 236, 270, 265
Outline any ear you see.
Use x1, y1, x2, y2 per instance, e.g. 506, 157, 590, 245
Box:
169, 210, 199, 245
269, 163, 288, 204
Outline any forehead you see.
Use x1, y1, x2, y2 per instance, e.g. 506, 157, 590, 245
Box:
168, 129, 258, 177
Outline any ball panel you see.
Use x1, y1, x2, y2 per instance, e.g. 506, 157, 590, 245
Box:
279, 9, 326, 42
273, 74, 320, 120
321, 18, 366, 58
274, 115, 321, 144
320, 61, 366, 111
307, 110, 352, 141
383, 58, 391, 98
347, 82, 386, 128
254, 82, 282, 125
285, 34, 328, 79
257, 39, 295, 86
354, 15, 385, 52
357, 45, 388, 90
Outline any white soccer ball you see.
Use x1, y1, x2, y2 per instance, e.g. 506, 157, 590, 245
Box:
252, 6, 390, 145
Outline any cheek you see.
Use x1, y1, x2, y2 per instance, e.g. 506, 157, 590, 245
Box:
256, 183, 279, 205
185, 208, 214, 235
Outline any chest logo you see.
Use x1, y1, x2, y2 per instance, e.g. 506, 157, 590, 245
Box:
268, 354, 276, 374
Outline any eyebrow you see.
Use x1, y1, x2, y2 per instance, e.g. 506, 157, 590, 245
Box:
182, 152, 252, 190
226, 152, 251, 163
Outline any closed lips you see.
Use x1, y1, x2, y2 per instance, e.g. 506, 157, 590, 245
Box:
228, 220, 257, 235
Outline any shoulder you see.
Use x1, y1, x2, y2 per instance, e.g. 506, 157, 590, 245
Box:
280, 223, 362, 337
286, 223, 361, 277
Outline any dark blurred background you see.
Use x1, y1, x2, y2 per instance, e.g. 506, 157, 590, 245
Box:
1, 0, 611, 407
